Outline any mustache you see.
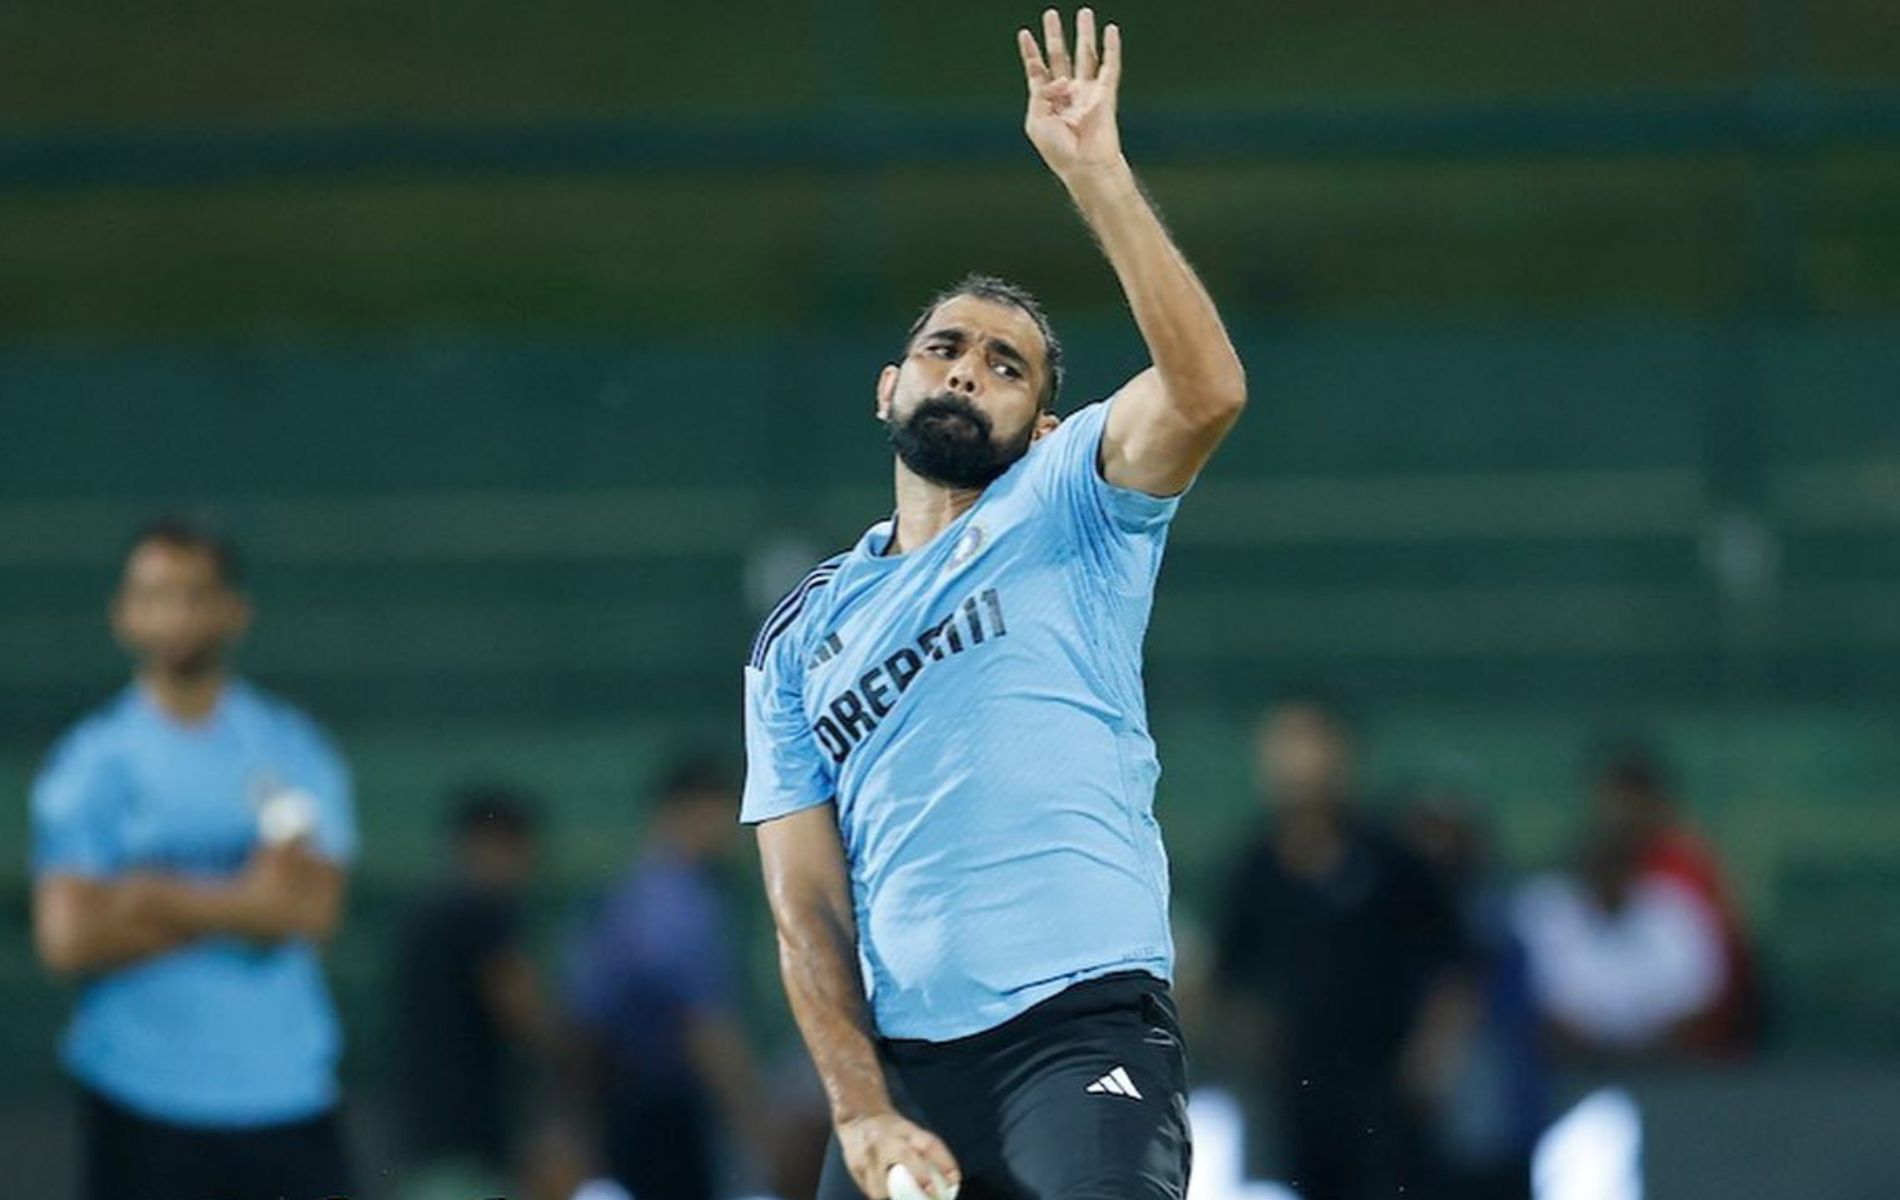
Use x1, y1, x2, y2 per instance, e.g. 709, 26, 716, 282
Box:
887, 390, 1030, 489
908, 393, 995, 437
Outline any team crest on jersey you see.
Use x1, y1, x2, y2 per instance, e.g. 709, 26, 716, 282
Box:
947, 523, 986, 570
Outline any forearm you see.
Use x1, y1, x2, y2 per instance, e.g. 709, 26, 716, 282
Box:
132, 851, 344, 943
771, 897, 962, 1197
775, 907, 892, 1126
1063, 159, 1245, 417
132, 875, 296, 941
34, 879, 194, 975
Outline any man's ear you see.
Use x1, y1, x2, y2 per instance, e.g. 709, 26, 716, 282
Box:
875, 365, 899, 422
1031, 410, 1061, 442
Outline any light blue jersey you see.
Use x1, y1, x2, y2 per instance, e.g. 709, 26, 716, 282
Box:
30, 680, 356, 1127
742, 397, 1181, 1041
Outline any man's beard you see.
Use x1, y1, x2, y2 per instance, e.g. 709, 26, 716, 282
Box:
888, 393, 1034, 489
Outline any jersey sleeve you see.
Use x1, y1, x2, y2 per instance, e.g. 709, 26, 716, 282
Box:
292, 715, 359, 867
740, 646, 834, 826
29, 722, 128, 879
1031, 396, 1184, 542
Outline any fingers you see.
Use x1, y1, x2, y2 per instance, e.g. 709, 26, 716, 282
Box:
1028, 9, 1113, 88
1076, 7, 1099, 80
845, 1116, 962, 1200
1042, 8, 1070, 79
848, 1144, 890, 1200
890, 1150, 959, 1200
1017, 27, 1050, 86
908, 1127, 961, 1187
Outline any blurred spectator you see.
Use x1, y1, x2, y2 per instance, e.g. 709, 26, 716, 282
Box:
1401, 777, 1548, 1200
518, 1119, 632, 1200
1589, 738, 1763, 1056
1515, 823, 1728, 1058
28, 518, 356, 1200
391, 783, 553, 1198
1213, 700, 1470, 1200
563, 754, 768, 1200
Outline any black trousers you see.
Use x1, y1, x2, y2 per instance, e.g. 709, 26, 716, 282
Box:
818, 972, 1192, 1200
81, 1087, 352, 1200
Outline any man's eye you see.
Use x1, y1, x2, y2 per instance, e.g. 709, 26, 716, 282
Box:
995, 362, 1020, 379
929, 344, 954, 357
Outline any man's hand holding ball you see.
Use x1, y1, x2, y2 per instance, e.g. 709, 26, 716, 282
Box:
837, 1111, 961, 1200
888, 1162, 960, 1200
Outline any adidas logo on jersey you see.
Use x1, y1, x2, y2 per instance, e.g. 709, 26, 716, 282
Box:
1085, 1066, 1143, 1100
809, 632, 845, 670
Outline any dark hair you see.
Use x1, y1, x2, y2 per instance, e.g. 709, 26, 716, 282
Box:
448, 783, 540, 842
1589, 734, 1672, 795
127, 515, 243, 588
652, 752, 734, 809
904, 273, 1064, 409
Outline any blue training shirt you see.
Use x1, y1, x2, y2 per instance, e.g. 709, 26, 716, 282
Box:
29, 679, 356, 1127
742, 396, 1181, 1041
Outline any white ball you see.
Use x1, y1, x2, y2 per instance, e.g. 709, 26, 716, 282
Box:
258, 789, 318, 845
887, 1163, 958, 1200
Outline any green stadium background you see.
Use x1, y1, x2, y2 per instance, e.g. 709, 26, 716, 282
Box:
4, 1, 1898, 1195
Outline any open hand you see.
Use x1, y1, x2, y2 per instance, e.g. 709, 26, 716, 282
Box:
1018, 8, 1124, 179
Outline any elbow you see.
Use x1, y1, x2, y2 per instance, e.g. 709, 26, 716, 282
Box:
1187, 378, 1246, 438
33, 891, 95, 976
282, 857, 348, 943
1175, 359, 1246, 429
1212, 356, 1248, 418
771, 895, 854, 971
1212, 380, 1247, 425
35, 925, 89, 977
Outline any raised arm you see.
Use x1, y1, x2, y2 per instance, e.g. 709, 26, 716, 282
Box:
757, 804, 960, 1200
1019, 8, 1247, 497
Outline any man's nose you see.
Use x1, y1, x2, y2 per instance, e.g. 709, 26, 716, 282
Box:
945, 351, 982, 394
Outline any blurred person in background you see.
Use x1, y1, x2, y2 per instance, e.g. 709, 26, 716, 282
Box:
1213, 699, 1470, 1200
1400, 776, 1547, 1200
563, 754, 768, 1200
1513, 823, 1727, 1059
392, 783, 554, 1199
517, 1119, 633, 1200
1589, 738, 1762, 1057
28, 517, 356, 1200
